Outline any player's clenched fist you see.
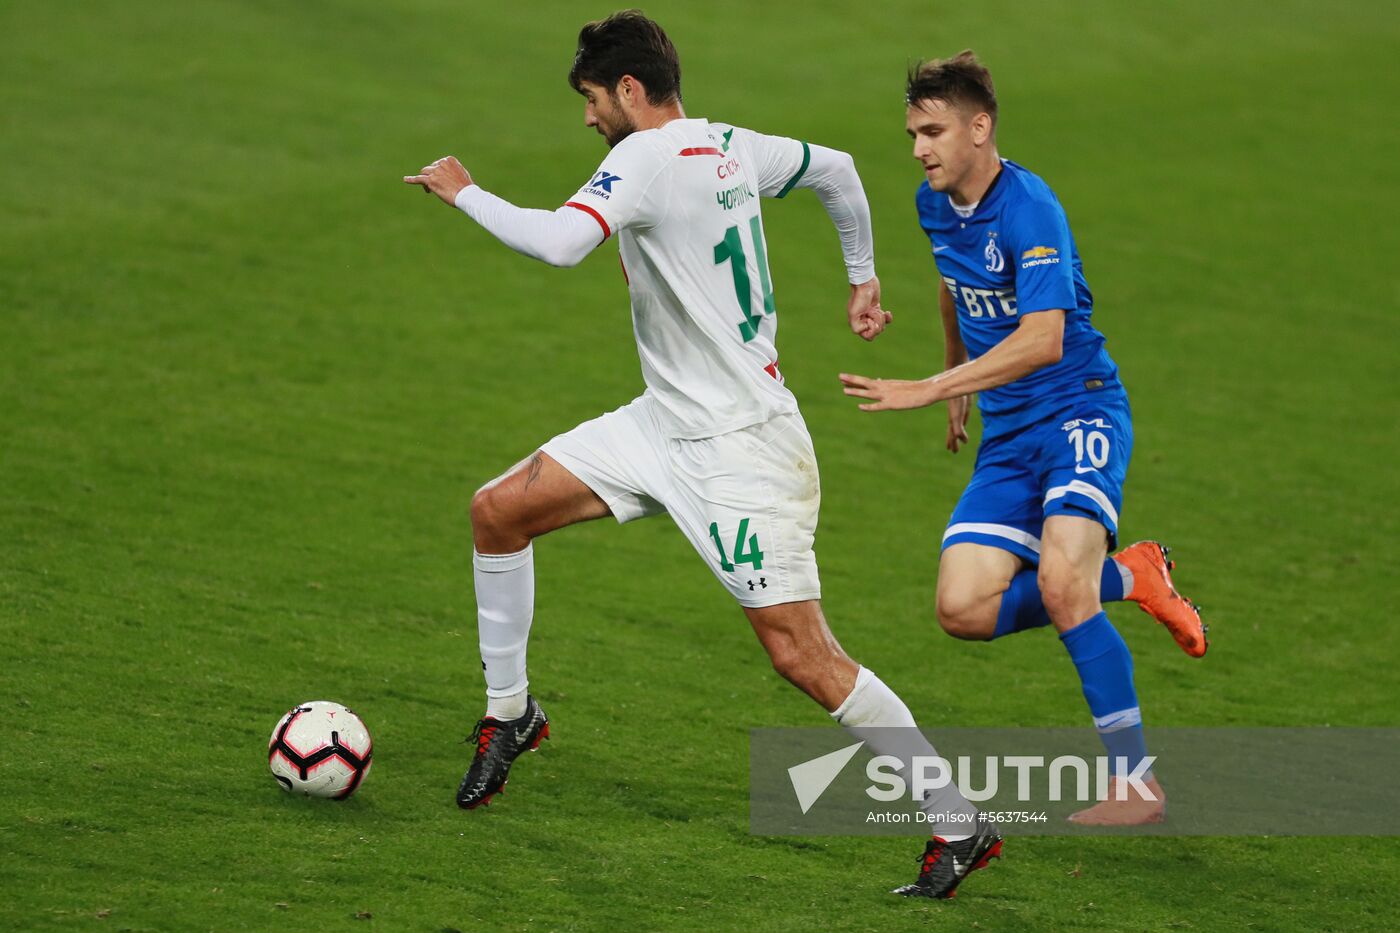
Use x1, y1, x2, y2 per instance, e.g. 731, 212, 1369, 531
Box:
847, 277, 893, 342
404, 156, 474, 205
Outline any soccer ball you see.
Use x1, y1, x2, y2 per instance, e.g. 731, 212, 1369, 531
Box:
267, 701, 373, 799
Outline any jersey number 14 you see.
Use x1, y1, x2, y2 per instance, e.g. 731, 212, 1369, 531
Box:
714, 217, 776, 343
709, 518, 764, 572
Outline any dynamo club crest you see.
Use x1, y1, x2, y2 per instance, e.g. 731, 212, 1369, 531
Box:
984, 232, 1005, 273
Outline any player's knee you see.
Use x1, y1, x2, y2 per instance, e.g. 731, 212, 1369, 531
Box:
1037, 565, 1095, 623
935, 591, 995, 641
470, 483, 511, 537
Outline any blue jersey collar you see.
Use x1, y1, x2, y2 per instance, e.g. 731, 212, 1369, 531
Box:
947, 159, 1008, 218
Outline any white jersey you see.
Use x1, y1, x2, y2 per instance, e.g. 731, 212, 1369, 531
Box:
562, 119, 813, 439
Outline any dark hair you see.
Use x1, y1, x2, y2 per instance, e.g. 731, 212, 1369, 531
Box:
906, 50, 997, 125
568, 10, 682, 104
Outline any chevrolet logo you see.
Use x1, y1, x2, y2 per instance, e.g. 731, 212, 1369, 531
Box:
1021, 246, 1058, 259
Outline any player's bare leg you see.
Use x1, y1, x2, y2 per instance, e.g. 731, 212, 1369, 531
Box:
746, 599, 1001, 896
1040, 515, 1165, 825
745, 598, 858, 710
457, 450, 611, 809
1038, 515, 1112, 632
471, 450, 613, 554
934, 543, 1024, 640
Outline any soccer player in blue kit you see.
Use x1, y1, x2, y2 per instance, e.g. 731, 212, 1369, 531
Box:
840, 52, 1209, 825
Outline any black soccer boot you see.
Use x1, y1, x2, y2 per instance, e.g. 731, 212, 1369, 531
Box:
892, 817, 1003, 899
455, 696, 550, 809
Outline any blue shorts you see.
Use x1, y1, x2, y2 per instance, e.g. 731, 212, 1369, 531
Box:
942, 394, 1133, 564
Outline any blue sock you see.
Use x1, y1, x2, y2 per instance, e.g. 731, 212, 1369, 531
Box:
991, 560, 1129, 638
992, 570, 1053, 637
1100, 557, 1128, 602
1059, 612, 1151, 778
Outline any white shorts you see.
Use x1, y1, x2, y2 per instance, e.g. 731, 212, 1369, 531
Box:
542, 394, 821, 608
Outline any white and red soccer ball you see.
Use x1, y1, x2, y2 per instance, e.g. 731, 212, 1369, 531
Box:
268, 701, 373, 799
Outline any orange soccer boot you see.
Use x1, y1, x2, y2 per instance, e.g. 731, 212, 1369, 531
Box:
1112, 541, 1209, 658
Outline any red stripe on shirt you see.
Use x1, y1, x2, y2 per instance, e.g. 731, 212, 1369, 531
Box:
564, 201, 611, 239
678, 147, 723, 157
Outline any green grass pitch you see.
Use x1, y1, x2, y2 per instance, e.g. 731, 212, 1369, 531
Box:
3, 0, 1398, 929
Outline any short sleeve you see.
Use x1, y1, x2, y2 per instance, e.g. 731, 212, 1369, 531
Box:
728, 126, 810, 198
1005, 197, 1076, 314
563, 133, 669, 238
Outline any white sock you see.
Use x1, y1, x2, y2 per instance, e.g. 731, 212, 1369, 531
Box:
487, 690, 528, 722
831, 665, 916, 727
473, 546, 534, 717
831, 666, 980, 836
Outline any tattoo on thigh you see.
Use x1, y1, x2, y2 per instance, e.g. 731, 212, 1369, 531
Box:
524, 452, 544, 491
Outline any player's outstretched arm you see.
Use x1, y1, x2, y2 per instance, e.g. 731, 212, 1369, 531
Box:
404, 156, 602, 268
840, 309, 1065, 412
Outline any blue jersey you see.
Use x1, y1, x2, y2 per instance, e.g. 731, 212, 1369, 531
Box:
916, 160, 1121, 437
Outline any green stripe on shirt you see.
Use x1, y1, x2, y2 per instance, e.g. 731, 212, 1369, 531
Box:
774, 141, 810, 198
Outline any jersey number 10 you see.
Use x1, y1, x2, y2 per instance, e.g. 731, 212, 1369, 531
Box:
714, 217, 776, 343
1068, 427, 1110, 469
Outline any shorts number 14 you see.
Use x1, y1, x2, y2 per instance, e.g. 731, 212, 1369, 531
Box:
708, 518, 764, 572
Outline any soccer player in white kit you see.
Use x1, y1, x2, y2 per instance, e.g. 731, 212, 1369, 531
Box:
405, 11, 1001, 898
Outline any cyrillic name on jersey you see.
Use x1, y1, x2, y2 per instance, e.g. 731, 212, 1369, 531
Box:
717, 182, 757, 211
